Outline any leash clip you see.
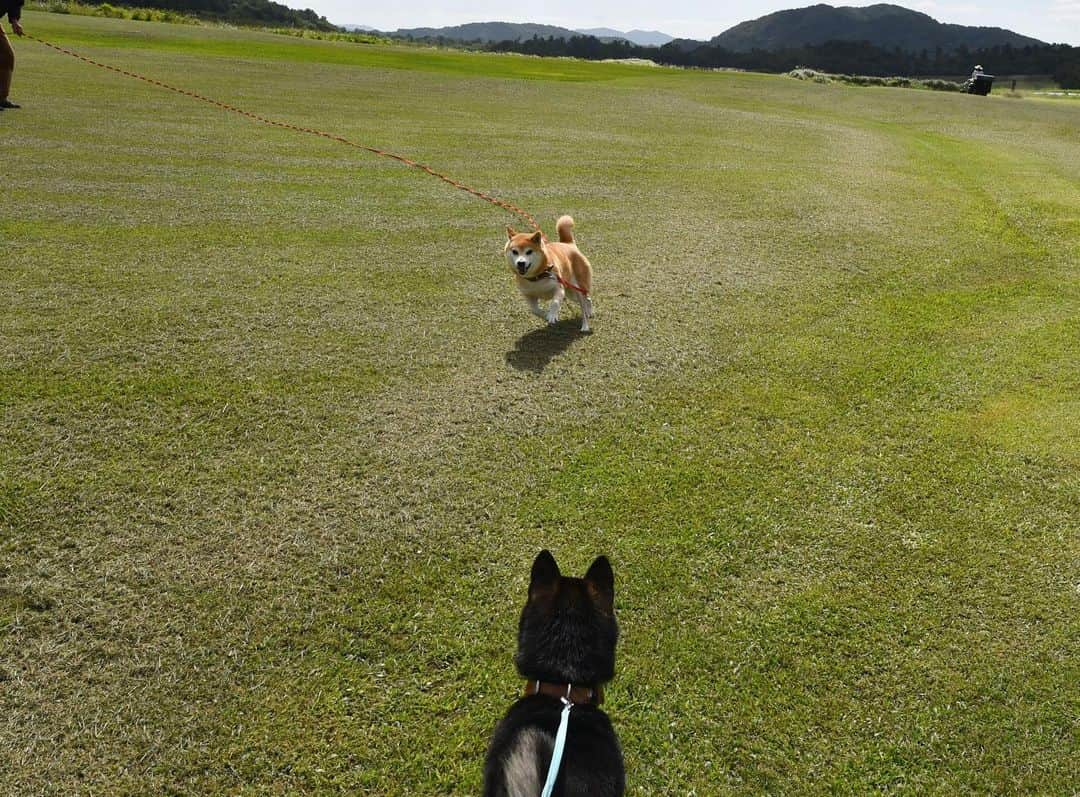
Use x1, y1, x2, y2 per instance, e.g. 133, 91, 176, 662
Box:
560, 683, 573, 707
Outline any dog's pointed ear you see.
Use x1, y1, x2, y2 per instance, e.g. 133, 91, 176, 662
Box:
506, 226, 517, 239
529, 550, 560, 599
585, 556, 614, 612
530, 231, 543, 245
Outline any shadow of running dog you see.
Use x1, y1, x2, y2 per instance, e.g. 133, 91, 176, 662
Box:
505, 320, 588, 373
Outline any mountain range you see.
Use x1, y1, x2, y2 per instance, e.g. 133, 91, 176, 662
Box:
576, 28, 674, 47
390, 22, 672, 47
378, 4, 1046, 51
392, 22, 582, 42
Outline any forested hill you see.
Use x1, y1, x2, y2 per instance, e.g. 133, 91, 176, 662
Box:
709, 4, 1046, 52
81, 0, 337, 29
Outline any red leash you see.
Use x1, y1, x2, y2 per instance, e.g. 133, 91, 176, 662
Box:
554, 272, 588, 297
28, 35, 545, 236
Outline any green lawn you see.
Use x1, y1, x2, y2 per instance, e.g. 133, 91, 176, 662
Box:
2, 13, 1078, 795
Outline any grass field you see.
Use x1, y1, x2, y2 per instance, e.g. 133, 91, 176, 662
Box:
2, 12, 1078, 795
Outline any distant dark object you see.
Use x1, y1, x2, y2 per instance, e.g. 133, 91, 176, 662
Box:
963, 73, 995, 95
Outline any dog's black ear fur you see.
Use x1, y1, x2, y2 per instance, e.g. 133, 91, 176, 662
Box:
530, 231, 543, 245
585, 556, 615, 613
506, 226, 517, 239
529, 550, 560, 599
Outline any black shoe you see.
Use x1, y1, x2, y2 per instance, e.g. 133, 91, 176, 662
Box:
0, 100, 19, 109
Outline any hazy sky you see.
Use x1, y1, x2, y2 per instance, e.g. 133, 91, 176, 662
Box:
301, 1, 1080, 45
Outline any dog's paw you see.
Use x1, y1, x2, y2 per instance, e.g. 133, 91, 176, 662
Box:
545, 311, 559, 325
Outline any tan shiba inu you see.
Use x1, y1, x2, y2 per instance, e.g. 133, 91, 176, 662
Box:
505, 215, 594, 332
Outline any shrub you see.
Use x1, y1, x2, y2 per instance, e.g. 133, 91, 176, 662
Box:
269, 27, 388, 45
788, 68, 832, 84
922, 79, 962, 92
791, 67, 962, 93
28, 0, 202, 24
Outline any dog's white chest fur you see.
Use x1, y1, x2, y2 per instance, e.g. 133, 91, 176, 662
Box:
516, 274, 558, 300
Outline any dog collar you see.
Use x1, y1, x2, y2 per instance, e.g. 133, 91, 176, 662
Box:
523, 268, 556, 283
524, 680, 603, 706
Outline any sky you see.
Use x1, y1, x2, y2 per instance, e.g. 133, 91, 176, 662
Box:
298, 1, 1080, 45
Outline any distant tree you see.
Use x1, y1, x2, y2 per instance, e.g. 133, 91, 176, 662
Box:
1054, 58, 1080, 88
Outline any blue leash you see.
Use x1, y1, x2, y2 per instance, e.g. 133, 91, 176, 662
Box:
540, 697, 573, 797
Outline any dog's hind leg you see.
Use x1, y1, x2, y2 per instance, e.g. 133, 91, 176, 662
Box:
575, 292, 593, 332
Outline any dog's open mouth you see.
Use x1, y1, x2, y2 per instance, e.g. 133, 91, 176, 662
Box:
516, 263, 529, 275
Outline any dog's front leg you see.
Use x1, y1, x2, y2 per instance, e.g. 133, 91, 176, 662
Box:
525, 297, 546, 319
545, 286, 565, 325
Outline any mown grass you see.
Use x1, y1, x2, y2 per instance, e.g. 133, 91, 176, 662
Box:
2, 12, 1078, 795
16, 12, 655, 81
29, 0, 391, 45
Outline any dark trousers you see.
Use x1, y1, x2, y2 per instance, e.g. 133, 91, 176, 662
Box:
0, 28, 14, 100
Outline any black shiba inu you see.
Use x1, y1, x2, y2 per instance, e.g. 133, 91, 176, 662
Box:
483, 550, 624, 797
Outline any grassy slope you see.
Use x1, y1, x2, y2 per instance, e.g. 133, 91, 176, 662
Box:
2, 12, 1078, 795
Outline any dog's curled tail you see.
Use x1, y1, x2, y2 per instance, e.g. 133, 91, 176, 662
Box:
556, 215, 576, 244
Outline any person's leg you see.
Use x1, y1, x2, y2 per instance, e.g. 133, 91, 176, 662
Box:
0, 29, 14, 102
